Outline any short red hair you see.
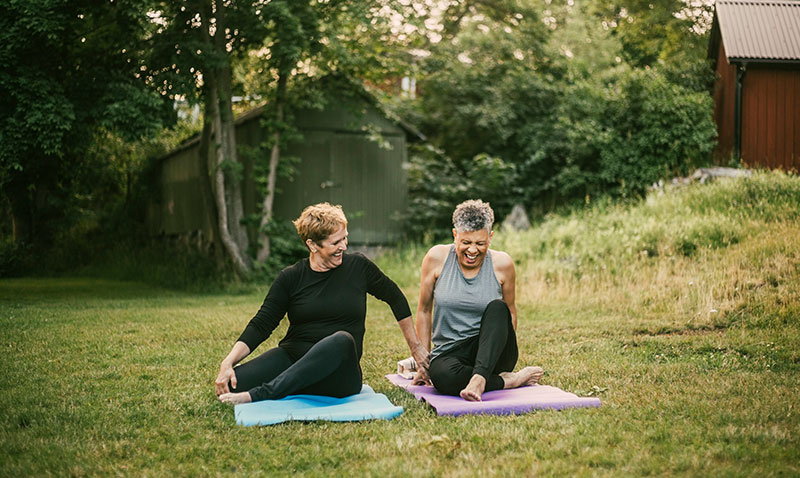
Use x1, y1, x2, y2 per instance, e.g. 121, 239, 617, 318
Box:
293, 203, 348, 245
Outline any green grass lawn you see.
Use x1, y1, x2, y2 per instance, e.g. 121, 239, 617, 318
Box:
2, 172, 799, 477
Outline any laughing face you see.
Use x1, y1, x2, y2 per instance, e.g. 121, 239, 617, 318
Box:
453, 228, 492, 272
310, 225, 348, 271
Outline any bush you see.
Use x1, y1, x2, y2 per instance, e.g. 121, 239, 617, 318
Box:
404, 144, 517, 239
255, 219, 310, 281
404, 61, 717, 232
540, 67, 717, 202
72, 235, 233, 292
597, 69, 717, 197
0, 238, 32, 277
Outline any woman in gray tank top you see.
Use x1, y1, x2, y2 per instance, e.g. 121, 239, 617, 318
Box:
414, 200, 544, 401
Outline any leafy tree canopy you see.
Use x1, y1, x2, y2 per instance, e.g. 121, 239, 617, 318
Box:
0, 0, 169, 243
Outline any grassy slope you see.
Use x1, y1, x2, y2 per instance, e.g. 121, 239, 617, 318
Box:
1, 172, 798, 477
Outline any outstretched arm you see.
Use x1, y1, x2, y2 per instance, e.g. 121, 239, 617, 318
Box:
412, 246, 446, 384
359, 254, 427, 367
415, 253, 437, 354
397, 316, 429, 370
216, 270, 292, 398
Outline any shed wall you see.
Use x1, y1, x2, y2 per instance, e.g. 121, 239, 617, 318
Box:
149, 100, 409, 246
326, 133, 407, 243
713, 43, 737, 161
236, 104, 408, 244
741, 66, 800, 171
147, 145, 211, 237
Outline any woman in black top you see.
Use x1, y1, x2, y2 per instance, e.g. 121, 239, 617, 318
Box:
216, 203, 429, 404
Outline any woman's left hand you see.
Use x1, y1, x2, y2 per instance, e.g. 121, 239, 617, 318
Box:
218, 392, 252, 405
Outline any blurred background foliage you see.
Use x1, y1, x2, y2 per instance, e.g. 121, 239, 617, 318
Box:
399, 0, 717, 239
1, 0, 720, 284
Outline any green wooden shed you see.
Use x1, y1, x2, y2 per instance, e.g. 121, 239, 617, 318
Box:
147, 86, 420, 247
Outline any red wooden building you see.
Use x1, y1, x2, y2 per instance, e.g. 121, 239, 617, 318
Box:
709, 0, 800, 170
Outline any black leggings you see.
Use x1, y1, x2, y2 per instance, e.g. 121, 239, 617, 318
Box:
428, 299, 519, 395
230, 330, 362, 402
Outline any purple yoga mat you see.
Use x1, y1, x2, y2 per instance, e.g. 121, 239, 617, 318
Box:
386, 374, 601, 417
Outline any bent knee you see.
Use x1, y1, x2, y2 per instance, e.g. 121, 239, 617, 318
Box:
431, 376, 466, 396
427, 359, 448, 382
327, 330, 356, 350
330, 330, 355, 341
483, 299, 509, 317
428, 360, 466, 396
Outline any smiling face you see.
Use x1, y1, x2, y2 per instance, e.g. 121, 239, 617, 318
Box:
308, 225, 348, 271
453, 228, 492, 272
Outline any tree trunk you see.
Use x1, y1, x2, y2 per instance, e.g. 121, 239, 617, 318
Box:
204, 81, 251, 279
199, 2, 251, 278
213, 5, 249, 257
6, 184, 33, 245
197, 110, 226, 270
256, 71, 288, 263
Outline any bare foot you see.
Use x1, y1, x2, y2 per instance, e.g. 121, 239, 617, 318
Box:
499, 366, 544, 389
218, 391, 252, 405
459, 374, 487, 401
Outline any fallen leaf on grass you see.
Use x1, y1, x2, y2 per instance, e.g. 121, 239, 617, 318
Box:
583, 385, 608, 397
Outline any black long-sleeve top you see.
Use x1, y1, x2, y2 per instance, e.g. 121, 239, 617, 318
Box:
237, 252, 411, 361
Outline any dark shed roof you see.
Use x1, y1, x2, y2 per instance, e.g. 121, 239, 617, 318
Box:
714, 0, 800, 62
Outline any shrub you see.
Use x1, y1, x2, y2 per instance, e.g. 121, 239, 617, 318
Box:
597, 69, 717, 197
0, 238, 32, 277
404, 144, 517, 239
255, 219, 310, 281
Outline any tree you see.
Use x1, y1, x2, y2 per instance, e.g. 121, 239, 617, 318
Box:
252, 1, 321, 263
398, 0, 716, 235
401, 0, 563, 214
144, 1, 420, 275
249, 1, 418, 262
145, 1, 271, 277
591, 0, 713, 69
0, 0, 167, 246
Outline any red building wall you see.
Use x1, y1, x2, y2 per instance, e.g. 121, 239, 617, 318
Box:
741, 66, 800, 171
712, 43, 737, 162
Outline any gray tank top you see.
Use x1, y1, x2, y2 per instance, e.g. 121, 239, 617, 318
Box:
430, 245, 503, 359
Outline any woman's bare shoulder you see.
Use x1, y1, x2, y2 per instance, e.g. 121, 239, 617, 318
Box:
422, 244, 450, 272
426, 244, 451, 259
489, 249, 514, 269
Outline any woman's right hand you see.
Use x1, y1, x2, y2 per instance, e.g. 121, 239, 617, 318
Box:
215, 363, 237, 396
411, 368, 431, 386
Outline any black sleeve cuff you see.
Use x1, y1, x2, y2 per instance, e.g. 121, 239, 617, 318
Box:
389, 293, 412, 321
237, 325, 265, 352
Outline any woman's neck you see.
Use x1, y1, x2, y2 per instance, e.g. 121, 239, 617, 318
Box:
309, 254, 333, 272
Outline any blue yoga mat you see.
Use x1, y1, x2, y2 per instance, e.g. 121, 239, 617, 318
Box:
234, 384, 403, 426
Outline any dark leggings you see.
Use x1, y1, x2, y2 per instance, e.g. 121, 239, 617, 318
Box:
428, 299, 519, 396
230, 330, 362, 402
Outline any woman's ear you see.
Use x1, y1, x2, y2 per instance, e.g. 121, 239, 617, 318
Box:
452, 228, 457, 240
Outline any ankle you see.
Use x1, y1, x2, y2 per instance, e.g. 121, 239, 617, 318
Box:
500, 371, 518, 389
470, 373, 487, 385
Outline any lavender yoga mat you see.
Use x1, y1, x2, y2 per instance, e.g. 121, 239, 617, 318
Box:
386, 374, 601, 417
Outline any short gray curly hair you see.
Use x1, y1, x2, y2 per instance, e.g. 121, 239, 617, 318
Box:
452, 199, 494, 232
